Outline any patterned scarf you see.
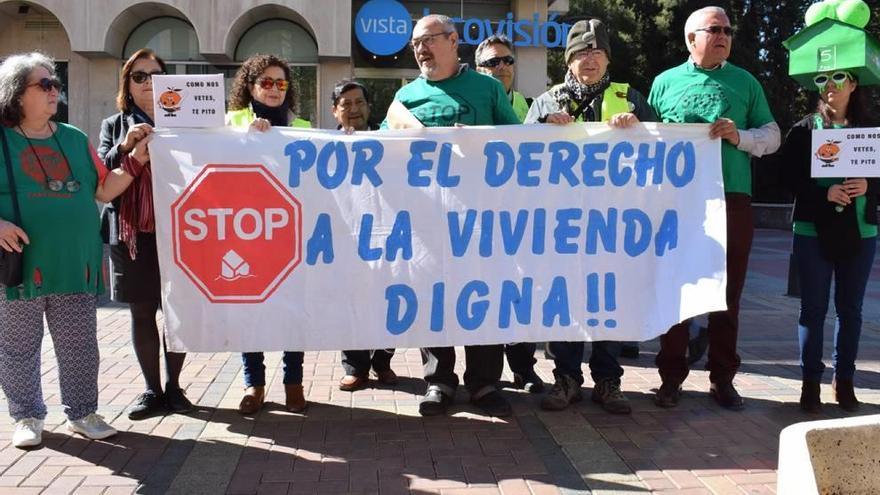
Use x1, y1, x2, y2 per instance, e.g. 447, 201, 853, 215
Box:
552, 70, 612, 117
118, 105, 154, 260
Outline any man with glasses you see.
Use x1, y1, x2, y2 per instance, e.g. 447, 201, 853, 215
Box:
474, 35, 530, 122
524, 18, 655, 416
382, 14, 521, 418
648, 6, 780, 410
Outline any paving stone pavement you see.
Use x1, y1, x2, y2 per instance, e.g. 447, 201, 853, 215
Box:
0, 229, 878, 494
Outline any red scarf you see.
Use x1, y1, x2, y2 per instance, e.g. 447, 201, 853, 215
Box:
119, 155, 152, 259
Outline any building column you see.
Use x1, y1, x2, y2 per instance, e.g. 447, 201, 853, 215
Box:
317, 58, 353, 130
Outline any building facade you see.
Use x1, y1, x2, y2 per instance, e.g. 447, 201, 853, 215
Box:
0, 0, 569, 141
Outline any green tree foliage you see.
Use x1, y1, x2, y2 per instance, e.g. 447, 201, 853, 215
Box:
551, 0, 880, 201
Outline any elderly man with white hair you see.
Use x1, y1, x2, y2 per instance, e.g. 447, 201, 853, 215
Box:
648, 6, 780, 410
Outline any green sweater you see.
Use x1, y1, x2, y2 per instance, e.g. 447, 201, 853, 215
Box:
648, 61, 775, 195
0, 124, 106, 300
381, 66, 521, 128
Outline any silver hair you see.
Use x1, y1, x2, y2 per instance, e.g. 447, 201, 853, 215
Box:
683, 6, 728, 46
416, 14, 456, 36
475, 34, 513, 64
0, 52, 56, 125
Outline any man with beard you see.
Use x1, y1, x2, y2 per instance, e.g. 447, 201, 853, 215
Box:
382, 14, 521, 417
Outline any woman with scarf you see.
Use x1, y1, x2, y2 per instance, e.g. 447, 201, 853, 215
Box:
97, 48, 192, 420
226, 54, 309, 415
523, 19, 655, 415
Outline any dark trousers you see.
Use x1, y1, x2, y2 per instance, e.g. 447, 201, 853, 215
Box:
341, 349, 395, 378
422, 345, 503, 397
656, 194, 754, 384
504, 343, 537, 375
242, 352, 304, 386
795, 235, 876, 381
549, 341, 623, 385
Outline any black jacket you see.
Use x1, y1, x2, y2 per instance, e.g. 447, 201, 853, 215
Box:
780, 113, 878, 259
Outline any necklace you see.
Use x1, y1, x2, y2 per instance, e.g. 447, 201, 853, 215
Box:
17, 123, 80, 193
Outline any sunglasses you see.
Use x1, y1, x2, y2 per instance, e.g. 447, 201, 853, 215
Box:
256, 77, 289, 92
695, 25, 734, 36
813, 71, 852, 91
130, 70, 165, 84
27, 77, 63, 92
478, 55, 515, 68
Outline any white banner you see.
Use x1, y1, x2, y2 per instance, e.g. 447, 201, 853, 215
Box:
149, 124, 727, 352
811, 128, 880, 178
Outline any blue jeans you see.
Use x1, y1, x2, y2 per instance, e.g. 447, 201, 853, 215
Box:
241, 352, 304, 386
549, 341, 622, 385
794, 235, 876, 381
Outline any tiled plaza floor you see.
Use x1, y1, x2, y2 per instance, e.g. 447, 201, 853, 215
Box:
1, 229, 878, 494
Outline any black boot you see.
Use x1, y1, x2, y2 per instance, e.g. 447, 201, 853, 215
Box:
799, 379, 821, 413
832, 376, 860, 412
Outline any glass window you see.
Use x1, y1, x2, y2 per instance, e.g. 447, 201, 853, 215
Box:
235, 19, 318, 64
124, 17, 203, 62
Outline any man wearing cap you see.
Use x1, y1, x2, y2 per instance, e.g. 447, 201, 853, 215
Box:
649, 6, 780, 410
475, 35, 530, 123
524, 18, 656, 415
382, 14, 521, 418
473, 34, 544, 394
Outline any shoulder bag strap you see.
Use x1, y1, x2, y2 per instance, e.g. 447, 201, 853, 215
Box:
0, 128, 22, 226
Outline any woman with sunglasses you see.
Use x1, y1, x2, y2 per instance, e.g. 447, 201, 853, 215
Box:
97, 48, 192, 420
226, 54, 309, 415
780, 69, 877, 413
0, 52, 147, 447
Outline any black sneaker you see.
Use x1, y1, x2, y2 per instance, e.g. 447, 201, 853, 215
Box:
128, 391, 165, 420
471, 390, 511, 417
513, 370, 545, 394
165, 387, 194, 414
419, 385, 452, 416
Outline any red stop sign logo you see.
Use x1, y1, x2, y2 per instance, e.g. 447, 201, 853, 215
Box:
171, 164, 302, 303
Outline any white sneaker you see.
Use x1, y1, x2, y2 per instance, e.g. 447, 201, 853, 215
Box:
12, 418, 43, 448
67, 414, 116, 440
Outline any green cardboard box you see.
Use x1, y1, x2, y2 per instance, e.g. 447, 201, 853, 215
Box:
784, 18, 880, 88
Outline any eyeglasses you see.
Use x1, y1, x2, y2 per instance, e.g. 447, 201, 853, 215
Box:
27, 77, 62, 92
813, 71, 852, 91
572, 48, 606, 60
410, 31, 452, 49
695, 25, 734, 36
478, 55, 515, 68
256, 77, 289, 92
130, 70, 164, 84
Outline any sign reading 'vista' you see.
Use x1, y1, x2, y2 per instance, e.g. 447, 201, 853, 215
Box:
354, 0, 571, 56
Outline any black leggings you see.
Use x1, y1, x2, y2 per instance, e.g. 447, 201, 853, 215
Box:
130, 300, 186, 394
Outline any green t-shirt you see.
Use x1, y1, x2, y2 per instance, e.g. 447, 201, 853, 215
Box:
0, 124, 106, 300
381, 66, 521, 128
648, 61, 776, 195
792, 118, 878, 238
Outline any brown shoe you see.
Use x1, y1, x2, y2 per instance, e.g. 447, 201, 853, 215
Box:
832, 376, 860, 412
285, 384, 307, 413
339, 375, 368, 391
238, 386, 265, 415
374, 369, 398, 385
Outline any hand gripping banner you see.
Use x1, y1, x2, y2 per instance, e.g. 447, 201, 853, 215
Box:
149, 123, 726, 352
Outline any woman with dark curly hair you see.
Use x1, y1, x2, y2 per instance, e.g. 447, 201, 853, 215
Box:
226, 54, 309, 130
226, 54, 309, 415
97, 48, 192, 420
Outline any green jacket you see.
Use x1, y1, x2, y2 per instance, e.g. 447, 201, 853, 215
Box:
225, 106, 311, 128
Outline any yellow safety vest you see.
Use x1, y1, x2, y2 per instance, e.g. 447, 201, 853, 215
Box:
550, 82, 631, 123
225, 106, 312, 128
511, 90, 529, 123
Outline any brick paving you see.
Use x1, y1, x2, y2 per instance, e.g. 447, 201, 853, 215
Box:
0, 229, 878, 494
